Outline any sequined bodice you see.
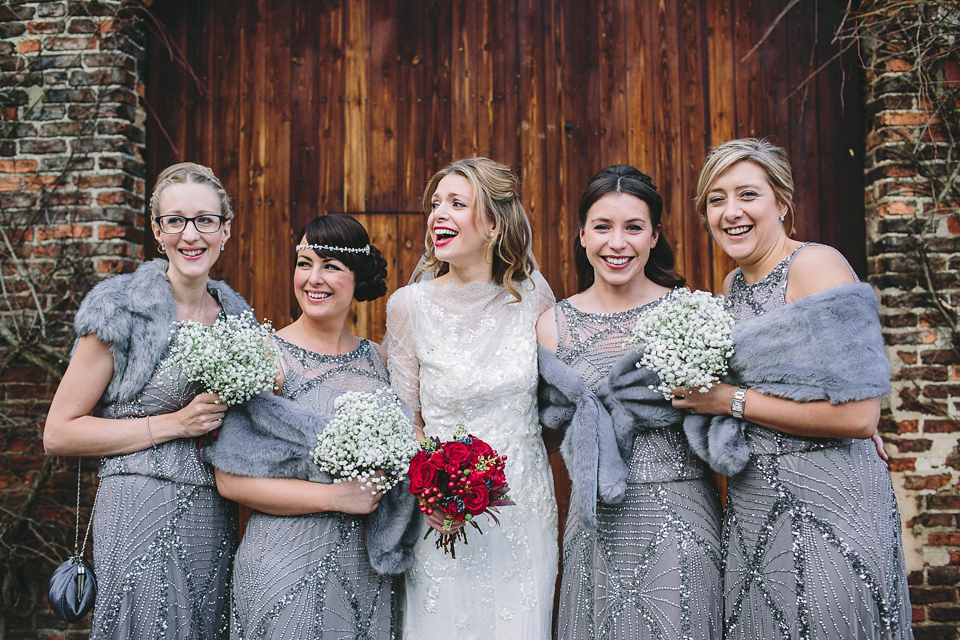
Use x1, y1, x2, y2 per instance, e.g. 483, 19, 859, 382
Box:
100, 333, 216, 486
726, 244, 854, 455
555, 295, 710, 483
555, 298, 658, 393
275, 336, 390, 413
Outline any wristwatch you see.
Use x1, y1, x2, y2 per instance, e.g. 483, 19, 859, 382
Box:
731, 386, 748, 419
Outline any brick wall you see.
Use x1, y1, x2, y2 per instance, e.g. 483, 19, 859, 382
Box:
863, 33, 960, 640
0, 1, 145, 636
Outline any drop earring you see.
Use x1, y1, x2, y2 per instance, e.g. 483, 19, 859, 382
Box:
220, 240, 226, 251
158, 242, 166, 254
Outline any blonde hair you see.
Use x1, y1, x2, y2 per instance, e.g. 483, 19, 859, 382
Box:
149, 162, 234, 221
694, 138, 796, 236
417, 157, 535, 301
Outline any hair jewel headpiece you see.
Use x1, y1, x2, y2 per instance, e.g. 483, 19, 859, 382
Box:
296, 243, 370, 255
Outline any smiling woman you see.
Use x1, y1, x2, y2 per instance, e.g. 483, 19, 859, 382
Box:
43, 162, 249, 640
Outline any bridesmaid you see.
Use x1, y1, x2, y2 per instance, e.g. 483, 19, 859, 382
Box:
204, 214, 415, 639
675, 138, 912, 639
537, 165, 723, 639
44, 163, 245, 639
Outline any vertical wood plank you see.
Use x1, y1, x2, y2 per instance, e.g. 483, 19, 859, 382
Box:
653, 0, 684, 284
677, 0, 712, 291
597, 0, 627, 168
318, 1, 345, 216
519, 0, 547, 276
368, 0, 399, 212
706, 0, 739, 293
343, 0, 368, 213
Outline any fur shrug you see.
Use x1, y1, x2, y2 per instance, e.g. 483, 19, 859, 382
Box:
73, 259, 252, 406
683, 282, 892, 477
538, 346, 684, 528
200, 392, 421, 575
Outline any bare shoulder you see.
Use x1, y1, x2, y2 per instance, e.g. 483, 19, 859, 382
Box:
371, 340, 388, 364
787, 244, 857, 301
535, 306, 559, 353
721, 270, 737, 296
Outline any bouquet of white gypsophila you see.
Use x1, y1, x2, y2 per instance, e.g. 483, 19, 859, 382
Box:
628, 288, 736, 400
313, 388, 418, 493
167, 310, 281, 406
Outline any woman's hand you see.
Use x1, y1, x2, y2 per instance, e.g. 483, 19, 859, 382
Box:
326, 479, 383, 515
671, 383, 737, 416
172, 393, 227, 438
873, 432, 890, 468
426, 510, 466, 533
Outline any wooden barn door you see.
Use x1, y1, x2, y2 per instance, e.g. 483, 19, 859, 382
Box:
145, 0, 862, 550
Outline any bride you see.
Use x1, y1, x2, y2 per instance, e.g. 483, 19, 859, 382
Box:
385, 157, 558, 639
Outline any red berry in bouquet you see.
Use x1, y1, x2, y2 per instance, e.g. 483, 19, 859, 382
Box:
407, 422, 514, 557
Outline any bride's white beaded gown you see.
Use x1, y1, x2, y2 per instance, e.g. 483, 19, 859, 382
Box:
386, 272, 558, 640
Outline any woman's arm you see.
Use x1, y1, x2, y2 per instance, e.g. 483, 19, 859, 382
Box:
44, 334, 226, 456
535, 307, 559, 353
672, 382, 880, 439
214, 470, 382, 516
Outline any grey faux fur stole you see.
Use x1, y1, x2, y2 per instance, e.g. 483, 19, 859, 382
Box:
201, 392, 420, 575
683, 282, 892, 477
539, 347, 693, 528
73, 259, 252, 405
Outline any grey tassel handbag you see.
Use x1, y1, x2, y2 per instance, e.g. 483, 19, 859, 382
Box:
47, 460, 97, 622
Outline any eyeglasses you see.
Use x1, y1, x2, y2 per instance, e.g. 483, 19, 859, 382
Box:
155, 214, 226, 234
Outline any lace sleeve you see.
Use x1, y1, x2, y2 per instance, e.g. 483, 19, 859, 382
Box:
384, 286, 421, 413
530, 271, 556, 316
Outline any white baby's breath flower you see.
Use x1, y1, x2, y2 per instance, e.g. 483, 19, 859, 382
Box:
313, 389, 418, 493
628, 288, 735, 400
167, 311, 281, 406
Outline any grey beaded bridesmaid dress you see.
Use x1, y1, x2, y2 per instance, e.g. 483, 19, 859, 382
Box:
721, 245, 912, 639
553, 297, 723, 640
93, 336, 236, 639
227, 336, 400, 640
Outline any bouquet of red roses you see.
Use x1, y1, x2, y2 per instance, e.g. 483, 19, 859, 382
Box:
408, 424, 514, 557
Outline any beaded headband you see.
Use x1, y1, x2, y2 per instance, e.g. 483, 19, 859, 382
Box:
296, 243, 370, 255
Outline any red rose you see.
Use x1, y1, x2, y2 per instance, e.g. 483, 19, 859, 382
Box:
429, 450, 445, 467
443, 501, 462, 517
444, 442, 472, 466
468, 468, 493, 485
408, 452, 438, 494
489, 469, 508, 494
463, 484, 490, 515
469, 437, 493, 458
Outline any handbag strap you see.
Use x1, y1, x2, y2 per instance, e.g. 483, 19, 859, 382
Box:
73, 459, 95, 559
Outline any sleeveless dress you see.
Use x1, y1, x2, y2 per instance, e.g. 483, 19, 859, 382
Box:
554, 298, 723, 640
228, 337, 400, 639
722, 245, 913, 639
385, 273, 558, 640
93, 311, 235, 640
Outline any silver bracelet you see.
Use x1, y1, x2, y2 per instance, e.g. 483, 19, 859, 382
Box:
731, 386, 748, 420
146, 415, 157, 447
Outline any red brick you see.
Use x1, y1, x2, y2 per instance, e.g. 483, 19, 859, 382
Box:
0, 158, 38, 172
911, 586, 959, 604
0, 175, 22, 191
893, 437, 932, 452
905, 474, 952, 490
930, 606, 960, 622
950, 551, 960, 565
877, 201, 918, 217
98, 225, 141, 241
17, 39, 41, 53
34, 225, 92, 242
913, 605, 926, 623
929, 567, 960, 586
930, 532, 960, 546
926, 420, 960, 433
898, 351, 919, 365
889, 458, 916, 472
910, 513, 956, 528
880, 111, 934, 126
